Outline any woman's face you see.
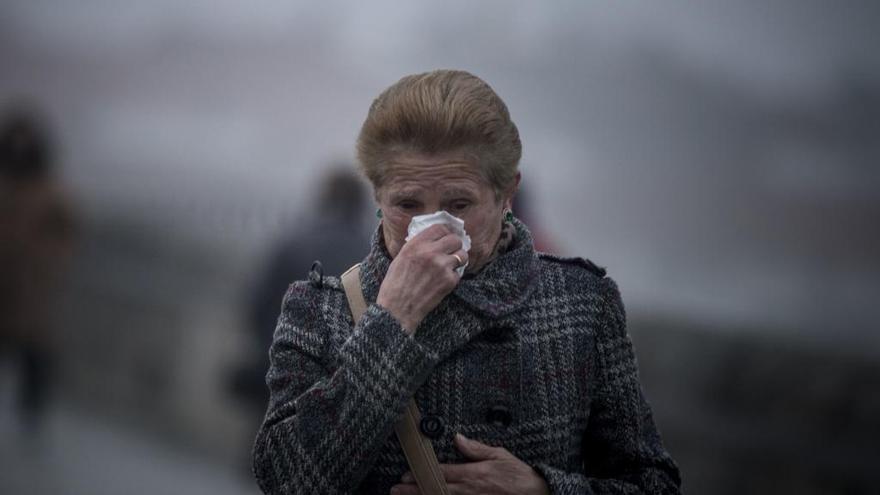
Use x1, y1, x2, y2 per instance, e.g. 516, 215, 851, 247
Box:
376, 153, 516, 273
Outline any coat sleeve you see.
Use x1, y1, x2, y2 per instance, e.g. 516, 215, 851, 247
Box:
252, 281, 440, 494
532, 277, 682, 494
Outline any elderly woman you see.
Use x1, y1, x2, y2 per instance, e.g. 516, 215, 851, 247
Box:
252, 70, 682, 494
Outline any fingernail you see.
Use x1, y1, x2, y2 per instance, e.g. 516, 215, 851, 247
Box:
456, 433, 467, 441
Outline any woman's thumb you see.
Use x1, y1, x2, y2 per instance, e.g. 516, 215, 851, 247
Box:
454, 433, 503, 460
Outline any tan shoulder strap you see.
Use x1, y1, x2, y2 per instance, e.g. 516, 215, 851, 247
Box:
340, 264, 449, 495
341, 263, 369, 322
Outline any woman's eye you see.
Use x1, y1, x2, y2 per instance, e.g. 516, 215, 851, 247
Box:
398, 201, 418, 210
450, 202, 470, 211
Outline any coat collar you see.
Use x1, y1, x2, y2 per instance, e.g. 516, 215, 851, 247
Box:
358, 216, 539, 320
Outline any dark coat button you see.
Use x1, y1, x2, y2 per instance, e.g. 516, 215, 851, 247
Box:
483, 326, 511, 343
486, 405, 512, 427
419, 415, 445, 439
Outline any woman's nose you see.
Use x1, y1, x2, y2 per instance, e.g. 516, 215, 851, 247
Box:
419, 202, 443, 216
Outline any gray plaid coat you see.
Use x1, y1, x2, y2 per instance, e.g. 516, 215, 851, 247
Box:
252, 217, 682, 494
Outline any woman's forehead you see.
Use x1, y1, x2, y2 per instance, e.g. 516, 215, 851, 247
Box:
381, 159, 490, 194
386, 183, 482, 199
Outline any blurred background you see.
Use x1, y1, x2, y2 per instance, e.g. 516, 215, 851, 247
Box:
1, 1, 879, 494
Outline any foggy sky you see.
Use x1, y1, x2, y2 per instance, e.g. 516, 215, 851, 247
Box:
2, 1, 878, 346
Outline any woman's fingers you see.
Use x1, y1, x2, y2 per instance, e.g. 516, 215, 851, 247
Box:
389, 483, 420, 495
438, 462, 477, 483
409, 224, 464, 254
454, 433, 508, 461
447, 248, 469, 271
410, 223, 453, 243
432, 232, 463, 255
411, 226, 466, 270
400, 463, 473, 485
397, 455, 548, 495
377, 223, 470, 334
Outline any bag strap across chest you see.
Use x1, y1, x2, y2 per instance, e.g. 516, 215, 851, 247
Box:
340, 263, 449, 495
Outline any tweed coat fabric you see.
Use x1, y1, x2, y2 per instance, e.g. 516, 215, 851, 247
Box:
252, 217, 682, 494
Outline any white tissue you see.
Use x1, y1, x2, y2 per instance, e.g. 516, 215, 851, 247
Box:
405, 210, 471, 275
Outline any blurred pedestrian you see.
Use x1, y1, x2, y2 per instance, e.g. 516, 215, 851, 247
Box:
230, 166, 371, 424
0, 106, 77, 432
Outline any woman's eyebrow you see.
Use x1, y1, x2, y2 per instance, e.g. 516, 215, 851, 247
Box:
388, 189, 421, 202
440, 187, 478, 199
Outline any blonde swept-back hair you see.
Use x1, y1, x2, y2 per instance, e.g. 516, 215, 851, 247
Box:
356, 69, 521, 199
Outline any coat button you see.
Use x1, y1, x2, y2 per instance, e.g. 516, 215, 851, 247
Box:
486, 405, 512, 427
483, 326, 511, 343
419, 415, 445, 439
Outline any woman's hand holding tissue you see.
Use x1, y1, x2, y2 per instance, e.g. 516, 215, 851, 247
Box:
376, 223, 469, 334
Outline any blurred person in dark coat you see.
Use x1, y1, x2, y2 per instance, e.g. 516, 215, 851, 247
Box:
232, 167, 371, 416
0, 107, 77, 430
252, 70, 681, 494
